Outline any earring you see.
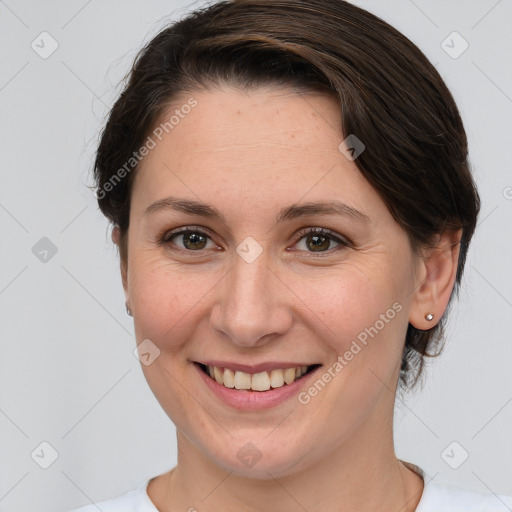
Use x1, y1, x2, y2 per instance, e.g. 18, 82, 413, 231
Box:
425, 313, 434, 321
126, 303, 133, 317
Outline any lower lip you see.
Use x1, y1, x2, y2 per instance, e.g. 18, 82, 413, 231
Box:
194, 363, 321, 410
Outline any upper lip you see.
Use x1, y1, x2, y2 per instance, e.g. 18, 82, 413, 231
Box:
195, 360, 320, 374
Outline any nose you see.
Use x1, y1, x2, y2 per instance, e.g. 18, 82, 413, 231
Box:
209, 248, 293, 347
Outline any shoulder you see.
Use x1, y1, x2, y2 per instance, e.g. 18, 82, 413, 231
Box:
67, 478, 158, 512
417, 480, 512, 511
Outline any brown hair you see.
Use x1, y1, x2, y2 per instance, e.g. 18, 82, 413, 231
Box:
93, 0, 480, 390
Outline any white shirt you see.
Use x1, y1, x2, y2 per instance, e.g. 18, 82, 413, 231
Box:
69, 463, 512, 512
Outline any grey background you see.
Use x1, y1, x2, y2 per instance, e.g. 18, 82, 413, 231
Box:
1, 1, 511, 511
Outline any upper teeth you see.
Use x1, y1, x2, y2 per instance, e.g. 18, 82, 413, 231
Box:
207, 365, 309, 391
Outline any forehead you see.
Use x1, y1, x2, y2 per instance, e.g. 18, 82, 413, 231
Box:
130, 86, 385, 222
155, 86, 342, 155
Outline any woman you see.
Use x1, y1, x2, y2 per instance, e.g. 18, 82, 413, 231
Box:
70, 0, 512, 510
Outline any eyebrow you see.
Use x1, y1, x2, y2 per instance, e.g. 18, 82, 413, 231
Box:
144, 196, 371, 225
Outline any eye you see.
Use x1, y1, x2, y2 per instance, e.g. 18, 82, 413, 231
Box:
292, 227, 350, 254
160, 226, 219, 252
159, 226, 350, 255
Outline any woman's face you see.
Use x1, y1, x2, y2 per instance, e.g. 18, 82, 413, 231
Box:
122, 85, 423, 477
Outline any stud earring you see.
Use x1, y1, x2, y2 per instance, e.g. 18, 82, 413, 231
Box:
126, 303, 133, 317
425, 313, 434, 321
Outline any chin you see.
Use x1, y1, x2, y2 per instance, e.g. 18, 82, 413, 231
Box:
217, 453, 307, 480
200, 432, 318, 480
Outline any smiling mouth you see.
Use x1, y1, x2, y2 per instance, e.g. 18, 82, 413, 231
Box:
196, 363, 322, 392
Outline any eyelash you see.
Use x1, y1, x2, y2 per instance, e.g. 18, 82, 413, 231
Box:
159, 225, 351, 256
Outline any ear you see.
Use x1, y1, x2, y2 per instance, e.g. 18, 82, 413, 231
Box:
408, 228, 462, 330
112, 225, 129, 305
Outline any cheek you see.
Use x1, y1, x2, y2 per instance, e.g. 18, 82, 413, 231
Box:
292, 261, 409, 377
127, 256, 210, 430
127, 249, 204, 354
292, 267, 409, 427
